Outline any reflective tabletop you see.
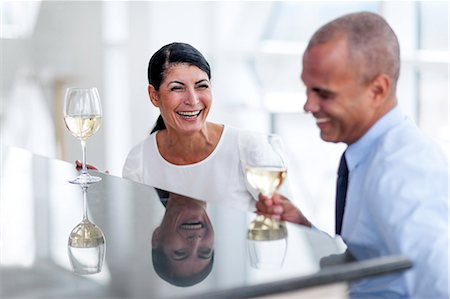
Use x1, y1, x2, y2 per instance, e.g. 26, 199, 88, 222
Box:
0, 147, 411, 299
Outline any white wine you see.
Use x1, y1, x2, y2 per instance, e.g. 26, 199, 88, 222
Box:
64, 115, 102, 140
245, 166, 287, 196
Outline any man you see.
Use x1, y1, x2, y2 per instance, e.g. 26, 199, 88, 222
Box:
257, 12, 448, 298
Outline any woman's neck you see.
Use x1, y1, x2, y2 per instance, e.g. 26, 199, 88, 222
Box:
156, 122, 223, 165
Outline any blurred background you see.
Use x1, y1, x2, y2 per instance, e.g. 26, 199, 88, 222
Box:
1, 1, 448, 235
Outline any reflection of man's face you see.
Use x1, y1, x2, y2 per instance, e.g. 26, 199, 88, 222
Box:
152, 193, 214, 277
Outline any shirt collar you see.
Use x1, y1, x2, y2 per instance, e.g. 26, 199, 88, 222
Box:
345, 106, 406, 172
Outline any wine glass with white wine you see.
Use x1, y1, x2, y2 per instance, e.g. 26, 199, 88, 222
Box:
64, 87, 102, 184
245, 134, 288, 269
245, 134, 287, 198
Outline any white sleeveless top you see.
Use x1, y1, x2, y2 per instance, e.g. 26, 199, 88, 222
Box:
122, 126, 281, 211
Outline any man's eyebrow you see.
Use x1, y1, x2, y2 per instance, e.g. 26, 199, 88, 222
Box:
312, 87, 335, 96
312, 87, 328, 93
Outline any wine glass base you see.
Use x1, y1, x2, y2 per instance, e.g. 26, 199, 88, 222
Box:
69, 174, 102, 185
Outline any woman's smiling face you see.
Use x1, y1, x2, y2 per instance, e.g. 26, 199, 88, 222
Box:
149, 63, 212, 135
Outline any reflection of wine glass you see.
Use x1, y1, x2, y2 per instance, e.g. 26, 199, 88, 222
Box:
245, 134, 287, 197
247, 214, 288, 269
68, 185, 105, 275
64, 87, 102, 184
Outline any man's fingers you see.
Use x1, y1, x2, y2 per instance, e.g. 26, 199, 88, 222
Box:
272, 205, 283, 214
255, 210, 282, 221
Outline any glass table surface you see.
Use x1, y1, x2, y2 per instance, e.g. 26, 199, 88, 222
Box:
0, 146, 411, 299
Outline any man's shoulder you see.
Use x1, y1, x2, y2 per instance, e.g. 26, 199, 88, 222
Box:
377, 119, 443, 156
368, 118, 447, 176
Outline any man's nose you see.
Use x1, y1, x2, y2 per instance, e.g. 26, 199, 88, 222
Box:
303, 94, 319, 113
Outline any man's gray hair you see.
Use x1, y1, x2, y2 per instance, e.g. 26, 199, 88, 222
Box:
307, 12, 400, 90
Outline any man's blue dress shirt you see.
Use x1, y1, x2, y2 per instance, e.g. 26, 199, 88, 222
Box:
343, 106, 448, 298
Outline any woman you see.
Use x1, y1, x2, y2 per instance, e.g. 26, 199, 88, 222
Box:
122, 42, 287, 211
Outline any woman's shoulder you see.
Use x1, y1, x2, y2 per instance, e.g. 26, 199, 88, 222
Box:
126, 134, 156, 157
236, 128, 268, 145
122, 134, 157, 180
221, 125, 265, 139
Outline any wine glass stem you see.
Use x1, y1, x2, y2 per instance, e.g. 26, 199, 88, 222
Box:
82, 186, 88, 221
80, 140, 88, 176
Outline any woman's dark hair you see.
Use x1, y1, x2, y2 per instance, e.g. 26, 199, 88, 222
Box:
154, 188, 169, 207
152, 247, 214, 287
148, 42, 211, 134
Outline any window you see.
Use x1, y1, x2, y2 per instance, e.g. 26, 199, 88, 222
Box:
250, 2, 448, 233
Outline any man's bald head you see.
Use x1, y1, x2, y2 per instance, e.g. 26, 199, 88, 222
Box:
306, 12, 400, 93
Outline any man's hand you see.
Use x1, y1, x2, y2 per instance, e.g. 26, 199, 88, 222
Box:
255, 192, 312, 227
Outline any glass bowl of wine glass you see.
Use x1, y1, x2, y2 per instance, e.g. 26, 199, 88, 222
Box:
63, 87, 102, 184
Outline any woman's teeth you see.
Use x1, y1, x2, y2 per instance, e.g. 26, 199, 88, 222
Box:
177, 110, 201, 118
180, 222, 203, 230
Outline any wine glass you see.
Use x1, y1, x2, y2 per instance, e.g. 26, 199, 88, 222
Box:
245, 134, 287, 197
68, 185, 106, 275
64, 87, 102, 184
244, 134, 289, 269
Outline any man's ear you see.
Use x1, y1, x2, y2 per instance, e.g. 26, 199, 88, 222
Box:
148, 84, 160, 107
369, 73, 391, 107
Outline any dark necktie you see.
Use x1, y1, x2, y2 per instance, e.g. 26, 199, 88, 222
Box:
335, 152, 348, 235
